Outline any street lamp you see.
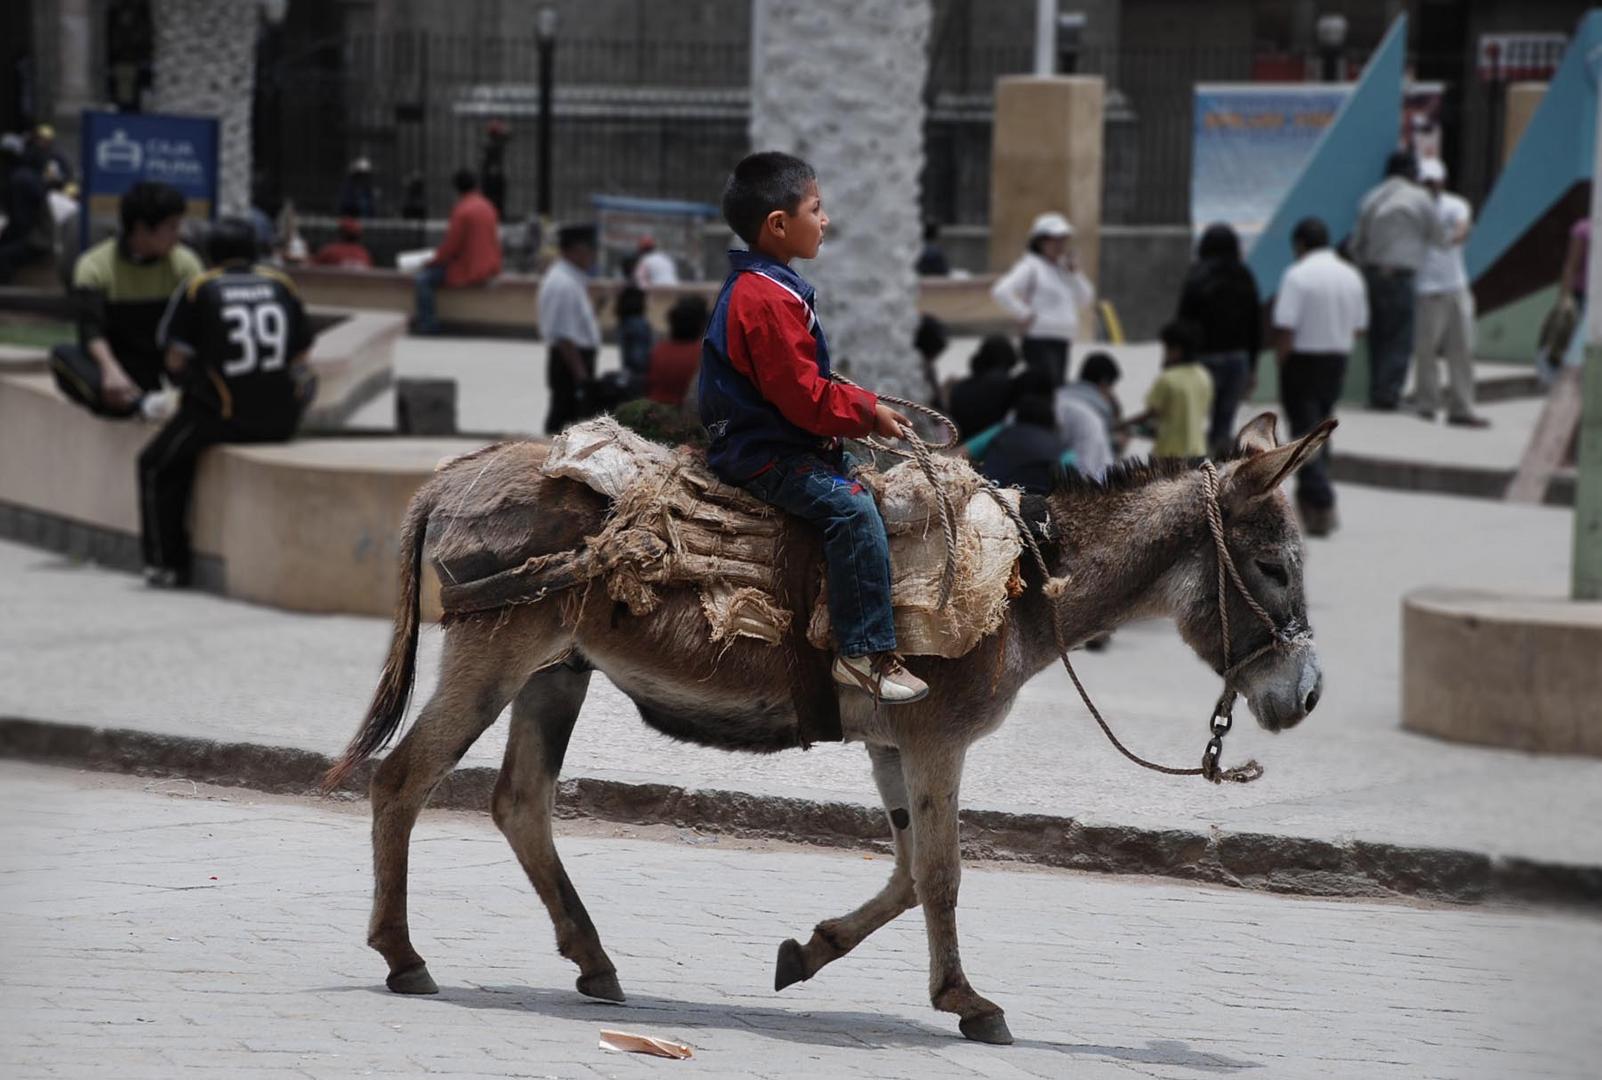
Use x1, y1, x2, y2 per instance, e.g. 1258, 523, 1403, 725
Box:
1315, 14, 1347, 83
536, 6, 558, 220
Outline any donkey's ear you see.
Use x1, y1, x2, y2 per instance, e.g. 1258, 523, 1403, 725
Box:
1225, 419, 1337, 503
1234, 411, 1279, 456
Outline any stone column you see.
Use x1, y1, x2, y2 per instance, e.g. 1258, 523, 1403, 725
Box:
150, 0, 260, 215
49, 0, 97, 161
987, 75, 1105, 326
749, 0, 931, 402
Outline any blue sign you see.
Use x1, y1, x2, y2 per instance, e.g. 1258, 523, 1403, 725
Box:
80, 109, 220, 247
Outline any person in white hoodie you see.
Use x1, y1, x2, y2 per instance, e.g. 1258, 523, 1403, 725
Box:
991, 211, 1096, 387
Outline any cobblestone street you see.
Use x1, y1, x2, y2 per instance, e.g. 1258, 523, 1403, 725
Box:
1, 762, 1595, 1080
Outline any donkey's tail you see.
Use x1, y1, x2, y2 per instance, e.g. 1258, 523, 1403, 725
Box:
321, 481, 437, 792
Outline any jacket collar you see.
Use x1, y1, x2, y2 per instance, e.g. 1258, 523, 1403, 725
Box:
728, 248, 814, 306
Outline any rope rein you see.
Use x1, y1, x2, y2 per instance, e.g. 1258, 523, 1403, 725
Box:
838, 377, 1276, 784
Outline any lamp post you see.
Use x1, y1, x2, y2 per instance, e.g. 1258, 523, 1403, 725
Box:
1315, 13, 1347, 83
535, 6, 557, 220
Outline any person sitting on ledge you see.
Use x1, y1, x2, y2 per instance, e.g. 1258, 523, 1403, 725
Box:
137, 218, 317, 589
51, 181, 203, 418
411, 167, 501, 335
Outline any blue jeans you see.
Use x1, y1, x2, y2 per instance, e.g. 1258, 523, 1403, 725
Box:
742, 451, 896, 657
1363, 267, 1415, 407
413, 264, 446, 332
1197, 349, 1251, 454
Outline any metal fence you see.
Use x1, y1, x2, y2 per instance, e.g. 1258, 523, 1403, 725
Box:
255, 31, 1261, 230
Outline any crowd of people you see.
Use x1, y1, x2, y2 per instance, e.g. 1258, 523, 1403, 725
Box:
44, 181, 319, 589
0, 124, 76, 283
917, 148, 1497, 539
6, 134, 1560, 606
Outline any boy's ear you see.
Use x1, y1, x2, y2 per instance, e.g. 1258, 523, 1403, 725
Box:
764, 208, 787, 239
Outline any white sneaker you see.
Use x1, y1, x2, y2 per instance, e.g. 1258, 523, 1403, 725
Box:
831, 653, 930, 704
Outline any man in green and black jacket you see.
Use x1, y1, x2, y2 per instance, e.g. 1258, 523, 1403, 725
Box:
51, 181, 203, 417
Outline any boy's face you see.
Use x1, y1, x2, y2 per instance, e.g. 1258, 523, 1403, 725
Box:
764, 180, 827, 261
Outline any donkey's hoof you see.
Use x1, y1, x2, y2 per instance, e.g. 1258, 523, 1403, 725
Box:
774, 938, 809, 992
959, 1011, 1014, 1045
577, 971, 626, 1003
386, 963, 439, 995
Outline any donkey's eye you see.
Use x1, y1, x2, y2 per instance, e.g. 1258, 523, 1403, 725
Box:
1256, 560, 1289, 587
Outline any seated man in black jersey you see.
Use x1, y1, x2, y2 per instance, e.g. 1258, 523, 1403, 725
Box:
138, 218, 317, 587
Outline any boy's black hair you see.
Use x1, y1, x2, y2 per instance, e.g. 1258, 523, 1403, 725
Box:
207, 217, 260, 265
1013, 393, 1057, 429
1078, 351, 1121, 386
667, 296, 709, 341
615, 285, 646, 319
558, 223, 598, 251
1159, 319, 1202, 362
119, 181, 186, 233
1383, 150, 1415, 180
452, 168, 478, 194
1012, 367, 1055, 399
721, 151, 816, 245
1291, 216, 1329, 252
914, 313, 948, 360
970, 334, 1018, 375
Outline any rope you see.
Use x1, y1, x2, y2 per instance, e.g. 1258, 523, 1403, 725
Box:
831, 375, 962, 607
837, 379, 1274, 784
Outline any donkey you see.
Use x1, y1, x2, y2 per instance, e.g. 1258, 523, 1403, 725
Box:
325, 412, 1331, 1045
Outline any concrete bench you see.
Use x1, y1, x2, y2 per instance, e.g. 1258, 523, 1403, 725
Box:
286, 265, 1016, 337
0, 304, 401, 427
1402, 587, 1602, 758
0, 372, 480, 620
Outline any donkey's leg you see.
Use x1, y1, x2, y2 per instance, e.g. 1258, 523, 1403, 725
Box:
368, 625, 539, 994
490, 664, 625, 1002
775, 744, 918, 990
902, 741, 1011, 1045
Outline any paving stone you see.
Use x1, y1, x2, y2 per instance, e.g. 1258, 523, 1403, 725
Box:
0, 762, 1597, 1080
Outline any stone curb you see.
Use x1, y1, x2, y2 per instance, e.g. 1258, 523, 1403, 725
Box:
3, 715, 1597, 908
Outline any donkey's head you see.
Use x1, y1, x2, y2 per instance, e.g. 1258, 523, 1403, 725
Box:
1171, 413, 1334, 733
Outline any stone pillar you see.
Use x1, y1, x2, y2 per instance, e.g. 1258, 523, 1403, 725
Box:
150, 0, 260, 215
50, 0, 97, 160
749, 0, 931, 402
988, 76, 1104, 336
1575, 61, 1602, 601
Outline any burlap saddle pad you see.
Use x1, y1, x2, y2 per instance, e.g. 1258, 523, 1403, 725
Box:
532, 418, 1022, 659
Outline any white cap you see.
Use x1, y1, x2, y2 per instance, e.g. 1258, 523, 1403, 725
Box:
1418, 157, 1446, 183
1028, 211, 1074, 239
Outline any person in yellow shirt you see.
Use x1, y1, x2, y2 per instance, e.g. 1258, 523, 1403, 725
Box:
1124, 320, 1213, 459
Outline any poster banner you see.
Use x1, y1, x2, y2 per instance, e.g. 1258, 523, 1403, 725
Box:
1193, 81, 1445, 250
79, 109, 219, 247
1192, 84, 1349, 246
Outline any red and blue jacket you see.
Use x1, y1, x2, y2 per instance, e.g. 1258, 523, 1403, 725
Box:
699, 250, 878, 481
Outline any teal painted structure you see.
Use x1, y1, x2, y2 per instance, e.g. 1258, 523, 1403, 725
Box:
1467, 11, 1599, 282
1245, 16, 1406, 298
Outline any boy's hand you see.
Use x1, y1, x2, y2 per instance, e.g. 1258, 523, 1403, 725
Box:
873, 403, 913, 440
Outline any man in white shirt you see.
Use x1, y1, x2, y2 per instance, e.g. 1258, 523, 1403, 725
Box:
1410, 159, 1486, 428
632, 235, 679, 288
537, 224, 602, 434
1272, 217, 1368, 536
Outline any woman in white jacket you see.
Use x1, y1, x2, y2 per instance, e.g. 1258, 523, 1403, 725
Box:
991, 211, 1096, 387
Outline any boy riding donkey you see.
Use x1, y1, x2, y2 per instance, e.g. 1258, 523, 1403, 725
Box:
700, 152, 927, 703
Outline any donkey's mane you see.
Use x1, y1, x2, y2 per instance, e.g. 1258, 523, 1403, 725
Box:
1049, 451, 1239, 499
